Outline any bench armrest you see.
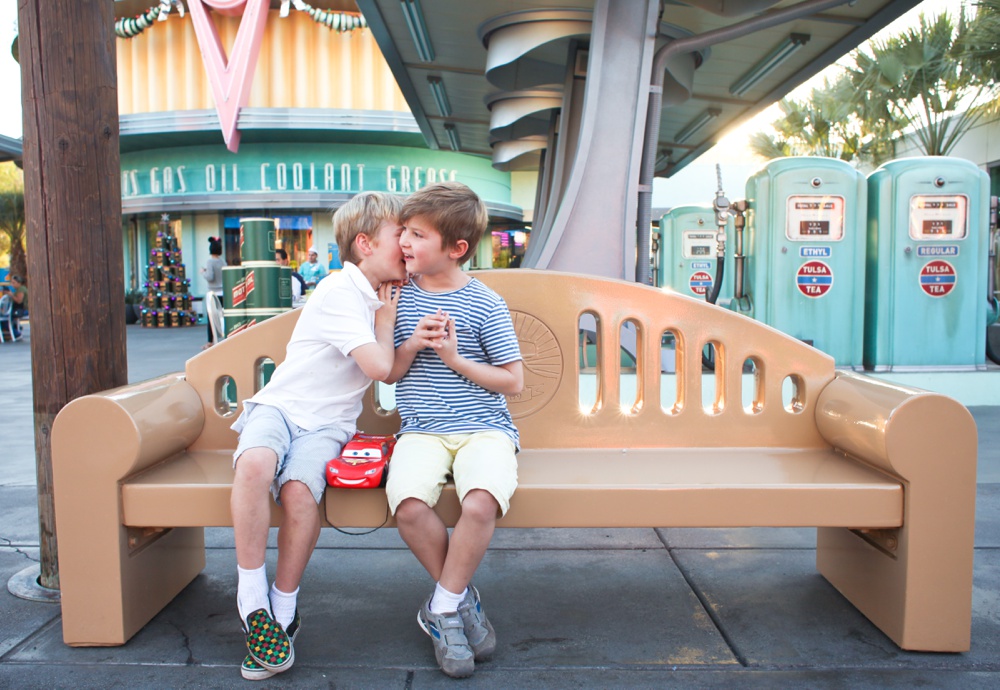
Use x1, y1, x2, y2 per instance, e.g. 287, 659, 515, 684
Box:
814, 371, 977, 651
815, 371, 977, 483
52, 374, 206, 647
53, 373, 205, 483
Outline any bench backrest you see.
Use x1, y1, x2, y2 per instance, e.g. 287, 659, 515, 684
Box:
186, 270, 835, 451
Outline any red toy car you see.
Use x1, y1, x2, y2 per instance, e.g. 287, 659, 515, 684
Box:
325, 433, 396, 489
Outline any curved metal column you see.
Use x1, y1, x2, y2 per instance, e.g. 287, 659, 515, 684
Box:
525, 0, 659, 280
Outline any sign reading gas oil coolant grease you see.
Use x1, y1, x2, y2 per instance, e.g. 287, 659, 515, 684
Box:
689, 271, 712, 296
796, 261, 833, 297
919, 260, 956, 297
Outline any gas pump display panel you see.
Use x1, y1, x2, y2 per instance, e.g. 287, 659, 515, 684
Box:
682, 231, 716, 259
785, 195, 845, 241
908, 194, 968, 240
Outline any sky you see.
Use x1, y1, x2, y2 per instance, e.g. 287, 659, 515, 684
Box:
0, 1, 17, 138
0, 1, 968, 144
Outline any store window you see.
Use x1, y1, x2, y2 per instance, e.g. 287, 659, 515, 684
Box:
222, 216, 244, 265
274, 215, 314, 269
491, 227, 529, 268
224, 214, 313, 267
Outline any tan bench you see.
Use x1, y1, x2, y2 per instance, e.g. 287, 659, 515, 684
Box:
51, 270, 977, 652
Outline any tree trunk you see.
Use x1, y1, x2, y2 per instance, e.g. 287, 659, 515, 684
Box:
9, 232, 27, 279
18, 0, 127, 590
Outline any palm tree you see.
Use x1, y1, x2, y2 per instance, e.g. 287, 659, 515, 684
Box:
749, 74, 900, 167
847, 8, 995, 157
752, 7, 998, 163
0, 163, 27, 280
960, 0, 1000, 110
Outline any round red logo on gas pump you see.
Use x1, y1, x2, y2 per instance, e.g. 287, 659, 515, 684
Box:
689, 271, 713, 295
796, 261, 833, 298
919, 260, 956, 297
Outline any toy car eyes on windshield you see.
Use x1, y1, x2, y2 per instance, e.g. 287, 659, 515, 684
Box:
326, 433, 396, 489
343, 448, 380, 461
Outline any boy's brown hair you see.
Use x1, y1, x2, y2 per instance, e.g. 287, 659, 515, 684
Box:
400, 181, 489, 263
333, 192, 405, 265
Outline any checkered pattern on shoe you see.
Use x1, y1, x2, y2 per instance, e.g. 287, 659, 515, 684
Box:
241, 609, 301, 680
242, 608, 294, 672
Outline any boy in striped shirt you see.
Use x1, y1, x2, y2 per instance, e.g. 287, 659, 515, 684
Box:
385, 182, 524, 678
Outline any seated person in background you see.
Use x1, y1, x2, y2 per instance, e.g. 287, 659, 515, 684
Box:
299, 246, 329, 289
275, 249, 307, 301
1, 286, 11, 322
9, 275, 27, 339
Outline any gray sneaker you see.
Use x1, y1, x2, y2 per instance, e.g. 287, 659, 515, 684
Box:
458, 585, 496, 661
417, 597, 475, 678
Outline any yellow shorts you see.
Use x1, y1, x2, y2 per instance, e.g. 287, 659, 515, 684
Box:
385, 431, 518, 517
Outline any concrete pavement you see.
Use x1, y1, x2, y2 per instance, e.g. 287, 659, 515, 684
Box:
1, 322, 998, 688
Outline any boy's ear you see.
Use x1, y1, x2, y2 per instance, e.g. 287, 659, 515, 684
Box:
448, 239, 469, 260
354, 233, 374, 257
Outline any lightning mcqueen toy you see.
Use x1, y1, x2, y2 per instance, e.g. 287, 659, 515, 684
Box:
325, 433, 396, 488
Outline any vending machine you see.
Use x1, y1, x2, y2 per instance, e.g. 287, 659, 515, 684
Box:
741, 157, 868, 368
658, 205, 733, 302
865, 157, 993, 370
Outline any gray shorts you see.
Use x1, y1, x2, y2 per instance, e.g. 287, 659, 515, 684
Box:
232, 403, 352, 504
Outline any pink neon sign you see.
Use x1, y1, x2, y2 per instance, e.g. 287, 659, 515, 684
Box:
187, 0, 269, 153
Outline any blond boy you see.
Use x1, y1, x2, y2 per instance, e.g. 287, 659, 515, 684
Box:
229, 192, 406, 679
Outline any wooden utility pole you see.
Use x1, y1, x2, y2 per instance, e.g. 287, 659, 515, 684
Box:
18, 0, 127, 589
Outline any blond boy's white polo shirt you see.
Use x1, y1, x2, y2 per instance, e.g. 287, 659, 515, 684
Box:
244, 262, 380, 431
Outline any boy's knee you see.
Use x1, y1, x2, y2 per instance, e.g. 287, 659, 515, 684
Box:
279, 480, 318, 511
395, 497, 432, 524
461, 489, 499, 523
235, 448, 278, 485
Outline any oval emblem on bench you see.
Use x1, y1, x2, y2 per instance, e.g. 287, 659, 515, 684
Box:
507, 311, 562, 418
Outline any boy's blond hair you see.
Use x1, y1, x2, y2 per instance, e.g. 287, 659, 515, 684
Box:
333, 192, 405, 265
400, 182, 489, 263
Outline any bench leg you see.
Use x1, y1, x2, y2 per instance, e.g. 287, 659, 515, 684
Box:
59, 523, 205, 646
817, 521, 974, 652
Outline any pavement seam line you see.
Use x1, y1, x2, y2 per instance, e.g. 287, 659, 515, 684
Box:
656, 529, 750, 668
0, 537, 40, 564
0, 615, 62, 664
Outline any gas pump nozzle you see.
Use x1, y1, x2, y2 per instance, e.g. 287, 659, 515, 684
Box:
730, 199, 748, 303
988, 196, 999, 324
706, 165, 730, 305
713, 166, 730, 256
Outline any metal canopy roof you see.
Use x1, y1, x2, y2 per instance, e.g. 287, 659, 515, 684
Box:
355, 0, 924, 177
0, 134, 22, 164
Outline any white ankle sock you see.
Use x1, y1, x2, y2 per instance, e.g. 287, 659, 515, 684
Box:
237, 564, 269, 622
270, 583, 299, 630
429, 583, 467, 614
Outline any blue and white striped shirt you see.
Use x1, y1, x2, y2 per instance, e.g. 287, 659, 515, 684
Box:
394, 278, 521, 447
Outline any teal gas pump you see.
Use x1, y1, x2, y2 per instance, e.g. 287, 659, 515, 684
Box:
865, 157, 996, 370
658, 205, 734, 302
739, 157, 868, 368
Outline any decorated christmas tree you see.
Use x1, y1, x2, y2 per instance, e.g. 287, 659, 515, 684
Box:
140, 214, 196, 327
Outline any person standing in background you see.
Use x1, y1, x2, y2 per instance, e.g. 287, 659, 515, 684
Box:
201, 236, 226, 348
299, 246, 328, 289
